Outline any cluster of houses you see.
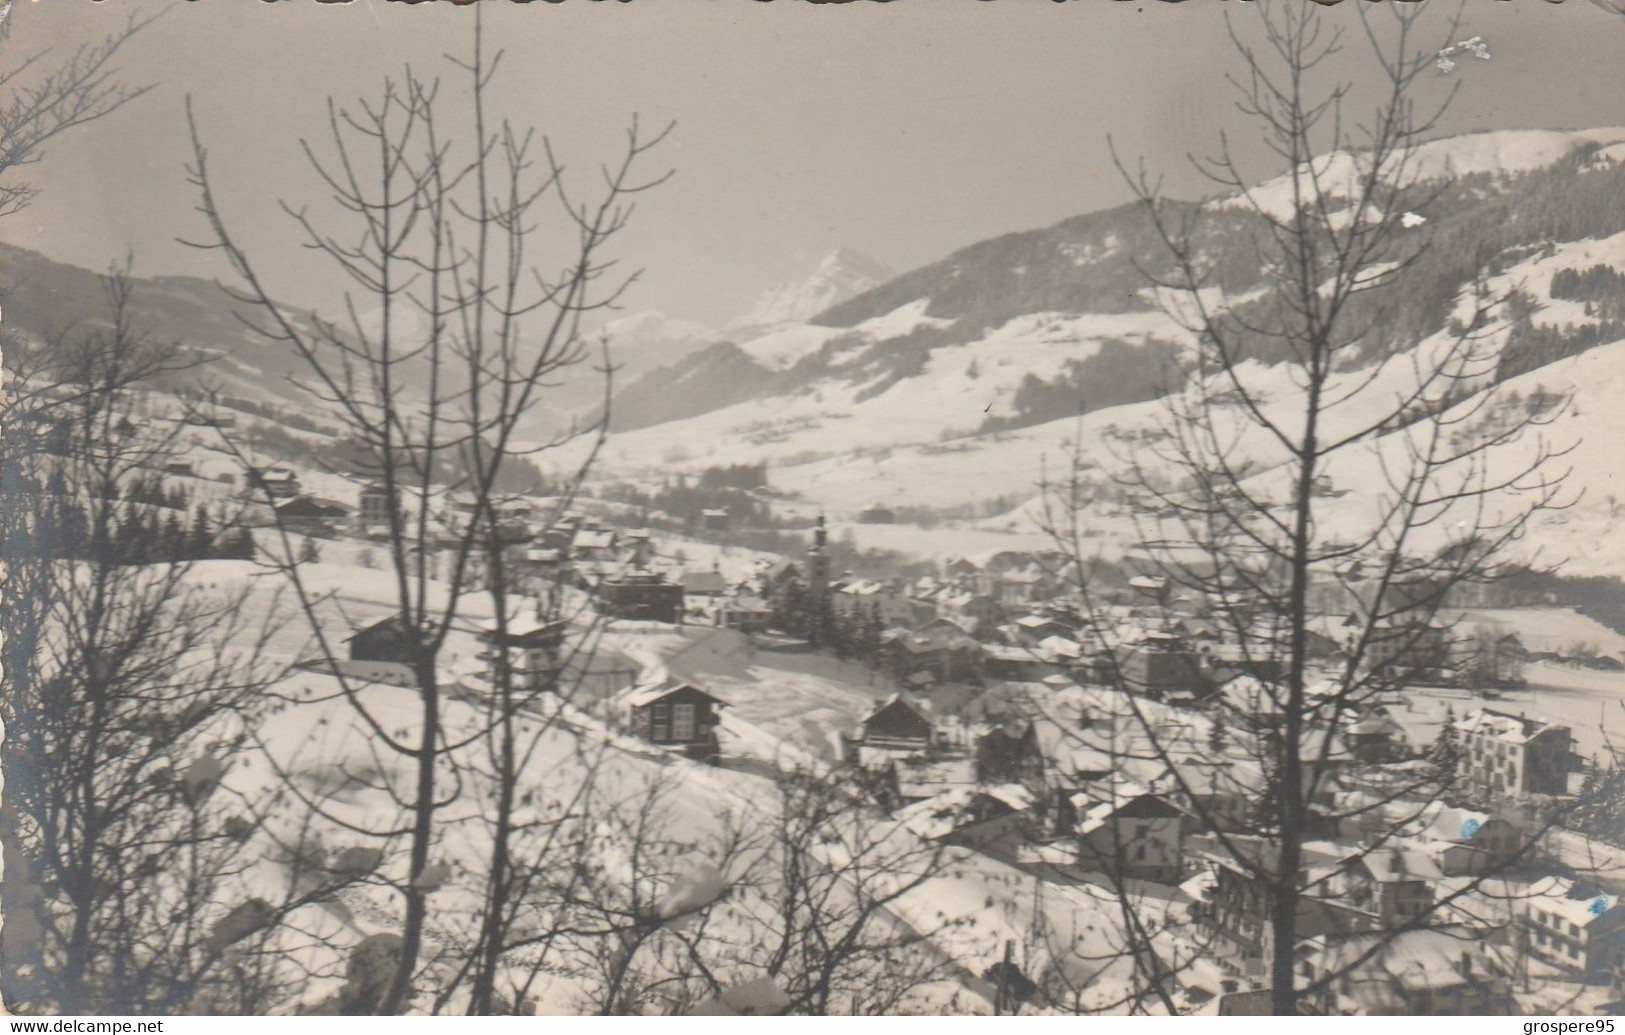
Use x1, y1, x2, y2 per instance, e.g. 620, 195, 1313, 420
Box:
828, 676, 1620, 1013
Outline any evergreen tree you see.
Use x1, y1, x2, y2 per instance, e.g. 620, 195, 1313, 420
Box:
1430, 705, 1461, 781
162, 511, 187, 562
188, 503, 213, 560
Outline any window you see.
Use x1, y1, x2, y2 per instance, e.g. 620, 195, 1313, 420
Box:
673, 702, 696, 741
652, 702, 670, 741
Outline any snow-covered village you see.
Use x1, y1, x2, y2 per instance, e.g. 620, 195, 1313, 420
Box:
5, 0, 1625, 1021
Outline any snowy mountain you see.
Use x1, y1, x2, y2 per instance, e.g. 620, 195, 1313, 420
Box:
0, 241, 360, 421
589, 128, 1625, 577
736, 247, 897, 332
597, 248, 896, 431
593, 311, 717, 386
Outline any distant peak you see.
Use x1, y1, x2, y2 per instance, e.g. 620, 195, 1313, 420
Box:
736, 248, 897, 330
817, 247, 896, 282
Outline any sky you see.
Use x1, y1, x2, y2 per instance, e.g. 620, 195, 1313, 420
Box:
6, 0, 1625, 328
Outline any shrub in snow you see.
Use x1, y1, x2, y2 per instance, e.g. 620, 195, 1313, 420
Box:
329, 846, 384, 876
689, 976, 790, 1016
182, 754, 225, 805
649, 858, 727, 926
204, 898, 276, 952
411, 860, 452, 890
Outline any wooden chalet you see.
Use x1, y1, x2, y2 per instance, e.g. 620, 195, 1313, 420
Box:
625, 679, 725, 761
852, 693, 936, 752
347, 615, 415, 666
477, 611, 567, 691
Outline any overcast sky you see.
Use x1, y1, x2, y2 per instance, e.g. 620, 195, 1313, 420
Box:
7, 0, 1625, 327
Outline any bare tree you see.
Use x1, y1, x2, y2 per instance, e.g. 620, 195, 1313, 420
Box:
0, 9, 156, 218
1039, 0, 1584, 1015
184, 10, 671, 1014
0, 268, 322, 1014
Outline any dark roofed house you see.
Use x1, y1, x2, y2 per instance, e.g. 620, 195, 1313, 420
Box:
625, 679, 725, 762
347, 615, 415, 666
975, 722, 1043, 784
855, 693, 935, 752
250, 467, 301, 500
762, 558, 802, 603
598, 569, 685, 624
680, 568, 728, 598
1120, 642, 1209, 701
275, 495, 352, 536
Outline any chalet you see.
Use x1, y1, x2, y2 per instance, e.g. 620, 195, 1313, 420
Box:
249, 467, 301, 500
357, 482, 394, 528
980, 643, 1056, 682
1522, 878, 1625, 984
852, 693, 935, 753
701, 508, 730, 532
761, 558, 802, 604
1127, 574, 1170, 606
974, 721, 1044, 784
346, 615, 415, 666
920, 614, 980, 640
943, 556, 980, 580
1454, 708, 1573, 800
937, 590, 1003, 630
476, 611, 567, 691
877, 627, 981, 685
520, 547, 568, 581
1009, 613, 1071, 646
715, 595, 774, 634
597, 569, 685, 624
571, 526, 618, 562
1461, 628, 1529, 687
680, 568, 729, 599
857, 504, 897, 524
274, 495, 351, 536
1345, 710, 1411, 764
996, 567, 1048, 606
1072, 782, 1184, 884
1119, 640, 1208, 701
625, 679, 725, 761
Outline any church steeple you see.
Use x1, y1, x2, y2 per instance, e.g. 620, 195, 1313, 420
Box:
807, 512, 830, 601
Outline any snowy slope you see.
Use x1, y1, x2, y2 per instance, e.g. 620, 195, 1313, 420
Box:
1223, 127, 1625, 221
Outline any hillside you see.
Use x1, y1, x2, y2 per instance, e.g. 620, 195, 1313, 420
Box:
0, 242, 377, 421
588, 128, 1625, 576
